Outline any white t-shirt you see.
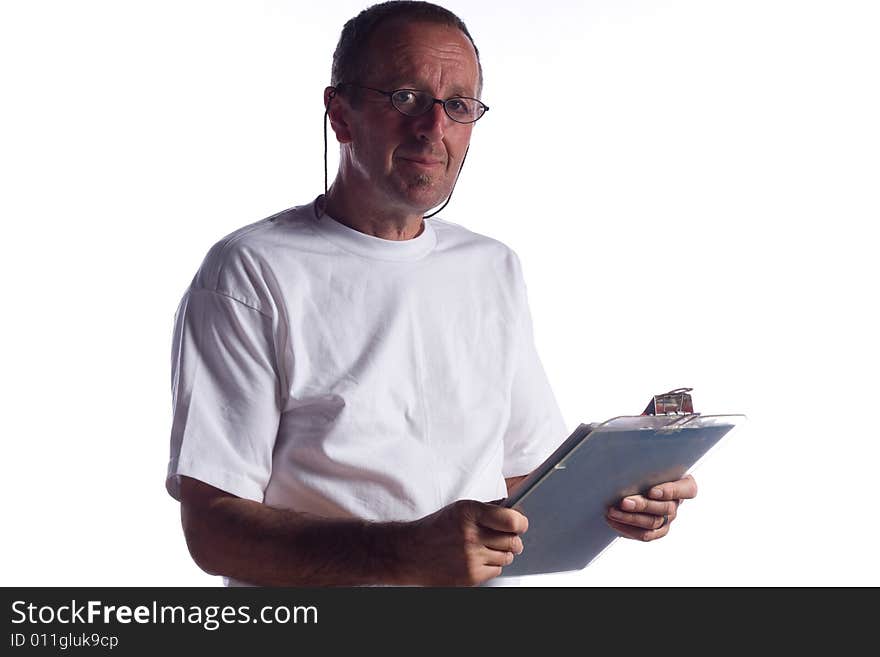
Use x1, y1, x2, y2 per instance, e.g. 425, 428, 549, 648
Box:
166, 198, 567, 584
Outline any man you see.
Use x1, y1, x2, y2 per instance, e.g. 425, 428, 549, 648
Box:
166, 1, 696, 587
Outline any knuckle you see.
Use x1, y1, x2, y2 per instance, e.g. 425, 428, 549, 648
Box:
503, 508, 524, 531
465, 561, 482, 586
685, 474, 697, 497
460, 499, 479, 514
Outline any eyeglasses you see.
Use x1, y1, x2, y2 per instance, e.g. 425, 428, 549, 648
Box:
338, 83, 489, 124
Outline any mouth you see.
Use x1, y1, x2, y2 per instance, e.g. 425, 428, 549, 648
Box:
397, 156, 446, 167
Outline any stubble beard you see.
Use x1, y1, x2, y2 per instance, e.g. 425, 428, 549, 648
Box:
404, 172, 450, 210
412, 173, 432, 188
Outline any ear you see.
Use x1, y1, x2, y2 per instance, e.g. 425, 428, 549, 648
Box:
324, 86, 353, 144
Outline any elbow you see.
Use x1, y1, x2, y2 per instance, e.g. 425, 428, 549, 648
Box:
180, 504, 223, 576
178, 476, 232, 577
182, 524, 222, 576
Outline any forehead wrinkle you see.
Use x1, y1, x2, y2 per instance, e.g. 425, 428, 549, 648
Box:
393, 57, 474, 96
365, 25, 480, 97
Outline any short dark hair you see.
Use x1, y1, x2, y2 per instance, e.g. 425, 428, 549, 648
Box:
331, 1, 483, 94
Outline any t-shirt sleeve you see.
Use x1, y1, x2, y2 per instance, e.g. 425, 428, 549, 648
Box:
166, 286, 282, 503
501, 254, 568, 478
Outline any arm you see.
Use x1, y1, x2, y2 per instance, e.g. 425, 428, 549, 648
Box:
504, 474, 529, 498
180, 476, 528, 587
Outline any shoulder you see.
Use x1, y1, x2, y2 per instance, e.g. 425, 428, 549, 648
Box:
189, 203, 315, 311
430, 217, 524, 275
431, 218, 519, 266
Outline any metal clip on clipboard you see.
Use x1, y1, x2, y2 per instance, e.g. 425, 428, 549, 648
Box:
642, 387, 696, 416
642, 387, 699, 431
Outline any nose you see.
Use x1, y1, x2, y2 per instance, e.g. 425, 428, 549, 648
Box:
413, 100, 447, 142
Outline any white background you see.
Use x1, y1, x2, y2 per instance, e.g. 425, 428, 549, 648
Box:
2, 0, 877, 586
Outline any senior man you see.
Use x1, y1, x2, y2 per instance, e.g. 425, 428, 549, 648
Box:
166, 1, 696, 587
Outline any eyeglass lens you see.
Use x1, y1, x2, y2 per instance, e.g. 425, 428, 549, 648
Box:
390, 90, 485, 123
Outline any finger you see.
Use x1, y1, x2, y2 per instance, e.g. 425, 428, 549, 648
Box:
606, 506, 676, 530
606, 517, 670, 542
479, 529, 524, 555
476, 505, 529, 535
617, 496, 679, 517
482, 548, 516, 568
648, 474, 698, 502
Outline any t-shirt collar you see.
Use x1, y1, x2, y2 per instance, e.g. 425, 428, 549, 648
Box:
309, 196, 438, 262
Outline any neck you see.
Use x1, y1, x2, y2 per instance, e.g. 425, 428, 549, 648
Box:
321, 179, 425, 241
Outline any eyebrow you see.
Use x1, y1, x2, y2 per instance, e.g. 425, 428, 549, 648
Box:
387, 82, 477, 98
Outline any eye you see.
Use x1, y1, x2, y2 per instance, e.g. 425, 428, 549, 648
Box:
445, 97, 473, 117
391, 90, 418, 105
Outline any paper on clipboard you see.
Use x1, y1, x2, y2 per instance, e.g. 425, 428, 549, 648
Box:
501, 413, 745, 577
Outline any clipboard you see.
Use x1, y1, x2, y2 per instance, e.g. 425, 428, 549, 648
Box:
501, 392, 745, 577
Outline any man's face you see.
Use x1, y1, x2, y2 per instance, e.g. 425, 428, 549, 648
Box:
341, 20, 481, 215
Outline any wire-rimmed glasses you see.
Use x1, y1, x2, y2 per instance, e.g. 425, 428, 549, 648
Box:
338, 83, 489, 124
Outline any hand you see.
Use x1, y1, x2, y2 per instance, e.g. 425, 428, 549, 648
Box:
605, 474, 698, 542
406, 499, 528, 586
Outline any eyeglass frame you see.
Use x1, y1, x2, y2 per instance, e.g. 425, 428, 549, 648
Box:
335, 82, 489, 124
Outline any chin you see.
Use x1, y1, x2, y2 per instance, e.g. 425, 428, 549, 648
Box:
403, 180, 451, 211
410, 193, 449, 214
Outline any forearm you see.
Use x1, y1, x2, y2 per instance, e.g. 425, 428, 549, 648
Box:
183, 493, 416, 587
505, 474, 530, 497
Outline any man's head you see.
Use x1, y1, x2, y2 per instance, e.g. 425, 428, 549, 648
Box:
324, 2, 484, 218
331, 1, 483, 98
